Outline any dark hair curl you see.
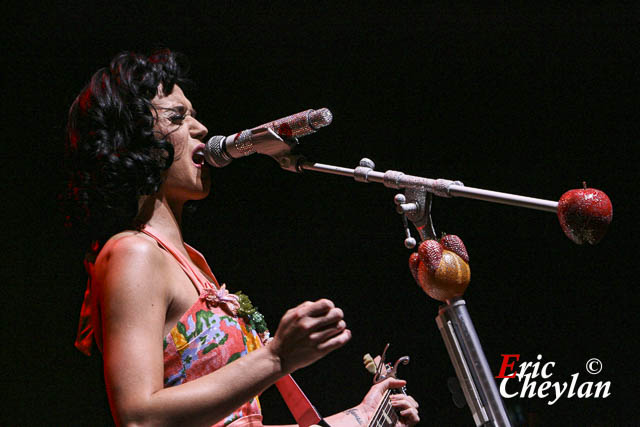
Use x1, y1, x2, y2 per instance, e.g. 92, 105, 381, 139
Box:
64, 49, 190, 243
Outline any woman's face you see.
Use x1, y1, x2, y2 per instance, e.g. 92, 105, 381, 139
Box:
151, 84, 210, 203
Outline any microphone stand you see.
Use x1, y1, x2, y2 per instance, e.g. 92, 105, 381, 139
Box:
211, 113, 607, 423
276, 155, 558, 213
274, 153, 554, 427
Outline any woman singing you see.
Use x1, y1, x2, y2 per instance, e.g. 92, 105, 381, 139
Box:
66, 49, 420, 427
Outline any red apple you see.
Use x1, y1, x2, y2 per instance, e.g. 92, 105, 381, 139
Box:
558, 183, 612, 245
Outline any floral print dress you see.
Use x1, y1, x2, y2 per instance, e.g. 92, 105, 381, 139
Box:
75, 224, 266, 426
141, 225, 264, 427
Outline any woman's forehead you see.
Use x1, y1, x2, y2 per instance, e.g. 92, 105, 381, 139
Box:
152, 84, 191, 108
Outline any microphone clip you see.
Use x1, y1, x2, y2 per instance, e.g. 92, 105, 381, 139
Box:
247, 129, 310, 173
205, 127, 298, 168
231, 127, 298, 162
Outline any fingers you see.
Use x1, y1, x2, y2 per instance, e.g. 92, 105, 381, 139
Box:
271, 299, 350, 373
359, 380, 419, 427
390, 394, 418, 409
316, 327, 351, 352
398, 407, 420, 426
292, 299, 345, 333
299, 298, 334, 317
306, 301, 350, 353
307, 307, 344, 331
309, 320, 347, 342
390, 394, 420, 426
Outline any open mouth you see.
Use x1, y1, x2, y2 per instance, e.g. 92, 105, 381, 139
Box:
192, 144, 206, 167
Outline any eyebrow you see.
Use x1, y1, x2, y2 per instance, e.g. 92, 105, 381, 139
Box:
161, 104, 197, 118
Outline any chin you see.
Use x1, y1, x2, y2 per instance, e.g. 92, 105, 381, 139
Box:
181, 181, 210, 201
192, 170, 211, 199
191, 186, 210, 200
202, 176, 212, 196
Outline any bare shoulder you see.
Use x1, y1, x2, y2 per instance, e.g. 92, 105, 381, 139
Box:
98, 230, 163, 266
95, 231, 169, 296
96, 232, 174, 375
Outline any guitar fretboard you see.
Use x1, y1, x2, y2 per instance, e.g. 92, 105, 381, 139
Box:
368, 389, 398, 427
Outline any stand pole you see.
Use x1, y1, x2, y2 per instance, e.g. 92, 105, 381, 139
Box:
274, 154, 533, 426
436, 299, 511, 427
284, 159, 558, 213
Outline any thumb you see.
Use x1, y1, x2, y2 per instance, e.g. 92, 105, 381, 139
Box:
377, 377, 406, 391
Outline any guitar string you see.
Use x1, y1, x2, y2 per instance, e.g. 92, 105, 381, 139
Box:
369, 389, 397, 427
369, 389, 390, 427
382, 396, 397, 426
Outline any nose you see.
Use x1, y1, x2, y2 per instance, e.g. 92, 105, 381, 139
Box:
190, 117, 208, 141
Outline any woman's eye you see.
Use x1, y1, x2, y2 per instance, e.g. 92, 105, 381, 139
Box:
170, 114, 186, 123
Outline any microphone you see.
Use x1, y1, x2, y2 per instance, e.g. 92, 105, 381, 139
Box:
204, 108, 333, 167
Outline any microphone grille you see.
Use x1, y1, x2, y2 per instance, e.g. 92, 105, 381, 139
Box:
309, 108, 333, 130
204, 135, 232, 168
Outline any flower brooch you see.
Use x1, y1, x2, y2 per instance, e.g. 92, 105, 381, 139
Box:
200, 284, 270, 343
200, 284, 241, 316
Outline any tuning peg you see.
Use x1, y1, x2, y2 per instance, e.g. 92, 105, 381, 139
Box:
363, 353, 377, 374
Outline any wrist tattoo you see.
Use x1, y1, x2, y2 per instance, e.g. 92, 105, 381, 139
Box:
345, 408, 364, 425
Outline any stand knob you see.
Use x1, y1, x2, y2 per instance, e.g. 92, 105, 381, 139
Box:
359, 158, 375, 169
394, 193, 419, 215
404, 236, 417, 249
395, 197, 417, 249
355, 158, 377, 183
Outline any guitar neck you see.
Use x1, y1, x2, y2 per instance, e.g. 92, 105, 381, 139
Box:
367, 389, 398, 427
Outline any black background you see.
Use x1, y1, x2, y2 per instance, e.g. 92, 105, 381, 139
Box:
2, 3, 638, 426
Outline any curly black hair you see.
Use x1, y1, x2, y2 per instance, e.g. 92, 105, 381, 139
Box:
64, 49, 190, 244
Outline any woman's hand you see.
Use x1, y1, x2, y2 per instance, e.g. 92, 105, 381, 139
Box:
357, 377, 420, 426
266, 299, 352, 374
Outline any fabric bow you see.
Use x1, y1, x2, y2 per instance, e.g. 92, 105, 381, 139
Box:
200, 284, 241, 315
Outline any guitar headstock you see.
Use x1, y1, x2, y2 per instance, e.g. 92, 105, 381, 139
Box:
363, 343, 410, 385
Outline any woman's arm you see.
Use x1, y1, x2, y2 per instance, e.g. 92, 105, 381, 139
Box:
321, 377, 420, 427
97, 235, 351, 427
262, 376, 420, 426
